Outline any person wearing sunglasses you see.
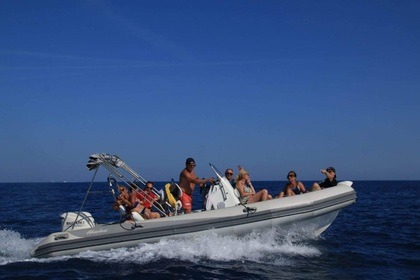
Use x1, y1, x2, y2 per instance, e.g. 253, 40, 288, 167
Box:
224, 168, 235, 186
235, 168, 272, 204
310, 167, 338, 191
112, 186, 148, 220
134, 181, 161, 219
276, 171, 306, 198
126, 182, 160, 219
179, 157, 214, 213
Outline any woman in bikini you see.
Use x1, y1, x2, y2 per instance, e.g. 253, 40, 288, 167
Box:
277, 171, 306, 198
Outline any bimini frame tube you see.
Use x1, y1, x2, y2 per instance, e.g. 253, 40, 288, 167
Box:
89, 153, 172, 217
65, 167, 99, 231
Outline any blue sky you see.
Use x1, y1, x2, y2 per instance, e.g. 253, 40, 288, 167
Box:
1, 0, 419, 182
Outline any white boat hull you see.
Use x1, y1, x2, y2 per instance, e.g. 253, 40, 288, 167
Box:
31, 181, 356, 258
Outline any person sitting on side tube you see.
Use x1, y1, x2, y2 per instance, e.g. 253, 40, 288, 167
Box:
310, 167, 338, 191
276, 171, 306, 198
235, 168, 272, 204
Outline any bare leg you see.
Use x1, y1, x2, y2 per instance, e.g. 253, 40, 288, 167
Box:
144, 208, 160, 219
261, 189, 268, 201
286, 187, 296, 196
311, 183, 321, 192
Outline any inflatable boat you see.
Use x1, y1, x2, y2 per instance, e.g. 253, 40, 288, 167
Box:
30, 153, 357, 258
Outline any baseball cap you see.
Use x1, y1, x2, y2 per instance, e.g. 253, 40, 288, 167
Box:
326, 167, 336, 173
186, 158, 196, 165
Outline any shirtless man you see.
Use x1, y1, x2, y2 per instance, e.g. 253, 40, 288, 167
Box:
179, 158, 213, 213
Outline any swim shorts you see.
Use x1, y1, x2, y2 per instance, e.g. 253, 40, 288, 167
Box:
180, 193, 193, 212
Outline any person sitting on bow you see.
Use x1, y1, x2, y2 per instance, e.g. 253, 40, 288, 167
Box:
310, 167, 338, 191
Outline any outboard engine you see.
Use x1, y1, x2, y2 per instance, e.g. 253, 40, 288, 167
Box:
61, 211, 95, 232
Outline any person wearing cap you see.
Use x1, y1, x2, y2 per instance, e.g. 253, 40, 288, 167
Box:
179, 158, 214, 213
310, 167, 338, 191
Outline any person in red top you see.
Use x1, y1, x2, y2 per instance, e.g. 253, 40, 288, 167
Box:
134, 181, 161, 219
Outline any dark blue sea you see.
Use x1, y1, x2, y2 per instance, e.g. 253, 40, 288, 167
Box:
0, 181, 419, 279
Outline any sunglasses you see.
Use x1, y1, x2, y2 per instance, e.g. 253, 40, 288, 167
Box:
288, 174, 295, 177
226, 173, 233, 176
327, 170, 334, 173
146, 187, 153, 190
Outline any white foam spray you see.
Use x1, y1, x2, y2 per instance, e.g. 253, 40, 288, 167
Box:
0, 226, 322, 266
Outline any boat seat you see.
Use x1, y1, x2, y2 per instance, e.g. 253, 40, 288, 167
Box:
234, 188, 240, 198
131, 211, 145, 222
118, 205, 144, 222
